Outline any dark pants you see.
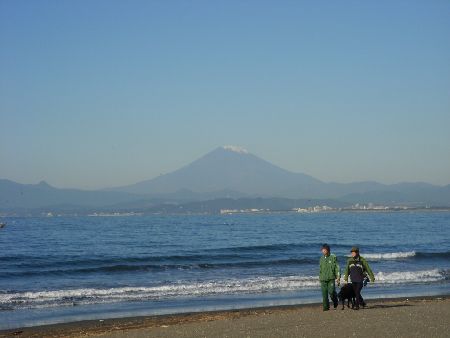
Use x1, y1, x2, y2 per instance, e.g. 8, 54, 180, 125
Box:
321, 280, 338, 310
351, 282, 363, 308
359, 285, 366, 306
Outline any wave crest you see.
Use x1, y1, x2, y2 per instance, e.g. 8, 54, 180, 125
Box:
363, 251, 416, 260
1, 269, 447, 310
375, 269, 446, 283
0, 275, 319, 309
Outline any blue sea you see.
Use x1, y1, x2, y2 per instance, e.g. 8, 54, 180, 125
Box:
1, 212, 449, 329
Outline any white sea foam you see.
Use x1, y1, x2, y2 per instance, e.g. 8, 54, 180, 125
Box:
0, 270, 446, 310
374, 269, 444, 284
0, 276, 318, 309
361, 251, 416, 260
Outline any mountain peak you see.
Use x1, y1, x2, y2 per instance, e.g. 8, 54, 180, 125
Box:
113, 145, 324, 196
37, 180, 52, 188
221, 145, 249, 154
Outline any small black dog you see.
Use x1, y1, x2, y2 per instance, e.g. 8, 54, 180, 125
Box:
337, 284, 356, 310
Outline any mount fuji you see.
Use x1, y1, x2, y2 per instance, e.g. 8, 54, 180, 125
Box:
110, 146, 450, 204
111, 146, 324, 197
2, 146, 449, 211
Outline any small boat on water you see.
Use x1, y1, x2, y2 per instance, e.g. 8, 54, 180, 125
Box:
0, 222, 6, 229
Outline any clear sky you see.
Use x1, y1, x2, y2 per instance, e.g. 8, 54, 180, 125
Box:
1, 0, 449, 189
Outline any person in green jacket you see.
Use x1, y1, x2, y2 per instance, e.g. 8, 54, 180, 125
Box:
319, 243, 340, 311
343, 247, 375, 310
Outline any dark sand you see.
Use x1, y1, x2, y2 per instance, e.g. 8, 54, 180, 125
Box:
1, 296, 449, 338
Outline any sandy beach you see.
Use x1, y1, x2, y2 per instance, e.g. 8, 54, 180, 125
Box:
1, 296, 449, 338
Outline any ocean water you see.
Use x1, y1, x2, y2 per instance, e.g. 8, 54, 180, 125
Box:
1, 212, 449, 329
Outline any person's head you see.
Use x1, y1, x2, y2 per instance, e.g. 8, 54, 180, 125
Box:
321, 244, 330, 256
350, 247, 360, 257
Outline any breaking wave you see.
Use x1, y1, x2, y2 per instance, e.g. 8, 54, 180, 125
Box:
362, 251, 450, 261
363, 251, 416, 260
374, 269, 447, 284
0, 276, 318, 310
1, 269, 447, 310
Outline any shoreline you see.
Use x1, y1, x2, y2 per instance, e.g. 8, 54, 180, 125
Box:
3, 208, 450, 218
2, 295, 449, 337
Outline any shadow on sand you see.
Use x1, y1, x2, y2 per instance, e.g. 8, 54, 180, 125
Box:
365, 303, 413, 310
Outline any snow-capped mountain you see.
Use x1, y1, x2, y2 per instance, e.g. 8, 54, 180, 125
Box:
110, 146, 450, 204
2, 146, 449, 210
112, 146, 322, 197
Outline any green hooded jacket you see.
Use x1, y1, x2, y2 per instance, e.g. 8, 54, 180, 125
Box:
319, 253, 340, 281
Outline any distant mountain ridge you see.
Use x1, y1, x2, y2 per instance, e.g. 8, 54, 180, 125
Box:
1, 146, 450, 211
111, 146, 322, 196
111, 146, 450, 204
0, 179, 141, 210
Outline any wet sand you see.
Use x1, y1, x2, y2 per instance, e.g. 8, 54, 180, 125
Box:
1, 296, 449, 338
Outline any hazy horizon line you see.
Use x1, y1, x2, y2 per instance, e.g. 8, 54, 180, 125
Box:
2, 145, 449, 191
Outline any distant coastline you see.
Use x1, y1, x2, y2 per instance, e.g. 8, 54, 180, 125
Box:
2, 147, 450, 216
2, 204, 450, 217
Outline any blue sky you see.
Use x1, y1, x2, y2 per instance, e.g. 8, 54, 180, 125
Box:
1, 0, 449, 189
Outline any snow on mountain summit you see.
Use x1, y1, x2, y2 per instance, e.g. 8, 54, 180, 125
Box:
222, 145, 249, 154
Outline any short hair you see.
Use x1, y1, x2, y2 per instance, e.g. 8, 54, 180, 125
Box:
321, 243, 330, 252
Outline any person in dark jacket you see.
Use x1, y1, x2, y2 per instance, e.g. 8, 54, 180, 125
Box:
343, 247, 375, 310
319, 244, 340, 311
